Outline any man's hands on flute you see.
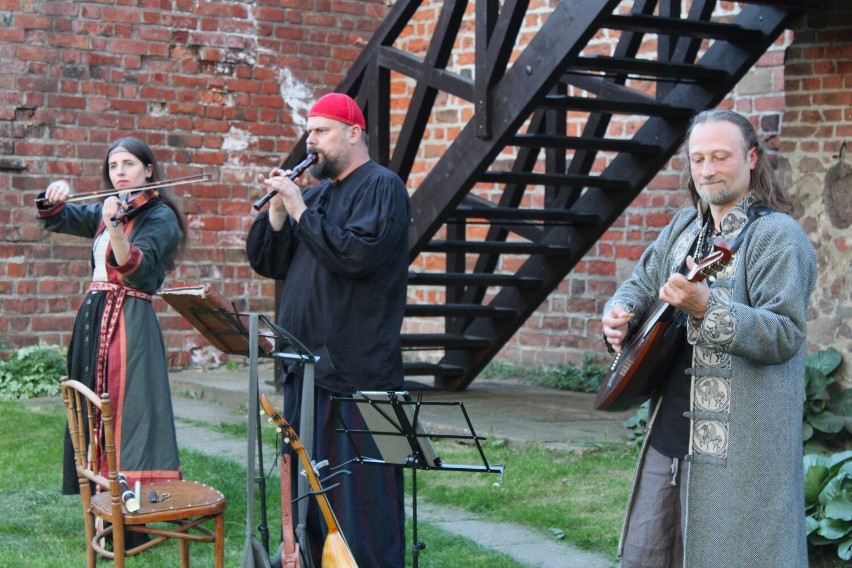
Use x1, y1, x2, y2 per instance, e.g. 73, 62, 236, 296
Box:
258, 167, 308, 230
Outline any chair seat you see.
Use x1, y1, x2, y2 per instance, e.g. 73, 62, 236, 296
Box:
91, 479, 226, 525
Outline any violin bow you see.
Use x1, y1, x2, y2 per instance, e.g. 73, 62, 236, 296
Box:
35, 173, 209, 204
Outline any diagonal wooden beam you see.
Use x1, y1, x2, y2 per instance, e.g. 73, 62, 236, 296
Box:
389, 0, 470, 180
408, 0, 623, 257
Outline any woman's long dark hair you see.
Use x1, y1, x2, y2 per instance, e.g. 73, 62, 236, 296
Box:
682, 109, 793, 213
101, 137, 188, 269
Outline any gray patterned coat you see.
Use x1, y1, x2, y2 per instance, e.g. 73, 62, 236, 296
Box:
608, 194, 816, 567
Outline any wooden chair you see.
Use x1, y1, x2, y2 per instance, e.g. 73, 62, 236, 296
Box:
61, 377, 227, 568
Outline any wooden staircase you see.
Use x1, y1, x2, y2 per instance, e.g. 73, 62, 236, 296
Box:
280, 0, 812, 390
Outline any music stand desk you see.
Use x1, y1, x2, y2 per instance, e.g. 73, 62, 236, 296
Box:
333, 390, 504, 568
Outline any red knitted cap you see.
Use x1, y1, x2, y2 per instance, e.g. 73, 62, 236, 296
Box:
307, 93, 366, 130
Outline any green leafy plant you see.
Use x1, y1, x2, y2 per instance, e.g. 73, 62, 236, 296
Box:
623, 399, 650, 445
533, 353, 607, 392
804, 348, 852, 452
481, 353, 607, 392
0, 345, 67, 401
804, 450, 852, 562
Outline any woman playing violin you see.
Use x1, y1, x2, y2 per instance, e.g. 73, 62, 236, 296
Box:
36, 137, 188, 520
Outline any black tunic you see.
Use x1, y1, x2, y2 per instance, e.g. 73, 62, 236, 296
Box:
246, 160, 411, 394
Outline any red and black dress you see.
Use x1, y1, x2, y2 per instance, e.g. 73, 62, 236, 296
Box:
37, 198, 183, 494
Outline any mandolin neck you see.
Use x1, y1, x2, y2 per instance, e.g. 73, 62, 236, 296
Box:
290, 440, 341, 534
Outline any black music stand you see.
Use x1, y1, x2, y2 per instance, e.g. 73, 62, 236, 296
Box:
332, 390, 505, 568
160, 285, 317, 565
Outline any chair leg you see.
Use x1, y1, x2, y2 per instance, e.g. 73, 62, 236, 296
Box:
114, 531, 125, 568
214, 512, 225, 568
83, 512, 97, 568
180, 537, 190, 568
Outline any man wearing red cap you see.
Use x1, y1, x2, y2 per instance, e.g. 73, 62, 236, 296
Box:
246, 92, 410, 567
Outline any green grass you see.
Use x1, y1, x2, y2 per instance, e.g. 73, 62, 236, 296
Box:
416, 440, 635, 556
0, 400, 528, 567
6, 399, 843, 567
0, 400, 252, 567
479, 357, 607, 393
178, 403, 634, 559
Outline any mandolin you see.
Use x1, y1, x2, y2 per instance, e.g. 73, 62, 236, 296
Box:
260, 395, 358, 568
594, 242, 732, 412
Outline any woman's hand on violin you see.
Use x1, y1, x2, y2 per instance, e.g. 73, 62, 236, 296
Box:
101, 196, 131, 264
102, 196, 124, 226
43, 181, 71, 205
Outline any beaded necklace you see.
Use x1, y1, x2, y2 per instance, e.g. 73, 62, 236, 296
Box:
695, 213, 720, 260
694, 213, 723, 282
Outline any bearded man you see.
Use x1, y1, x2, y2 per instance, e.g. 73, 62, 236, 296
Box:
602, 109, 816, 568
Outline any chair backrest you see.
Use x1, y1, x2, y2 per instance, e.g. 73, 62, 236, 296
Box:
61, 377, 119, 497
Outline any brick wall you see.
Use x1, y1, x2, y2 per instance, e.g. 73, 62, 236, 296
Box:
0, 0, 389, 366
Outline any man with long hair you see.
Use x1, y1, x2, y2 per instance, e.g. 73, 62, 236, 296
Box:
602, 109, 816, 567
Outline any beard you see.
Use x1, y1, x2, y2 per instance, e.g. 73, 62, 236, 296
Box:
697, 180, 733, 206
308, 150, 346, 181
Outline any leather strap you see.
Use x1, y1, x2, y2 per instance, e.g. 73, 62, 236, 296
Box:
728, 205, 771, 254
279, 454, 300, 568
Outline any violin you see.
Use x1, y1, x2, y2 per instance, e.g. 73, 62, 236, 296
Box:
111, 188, 159, 226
